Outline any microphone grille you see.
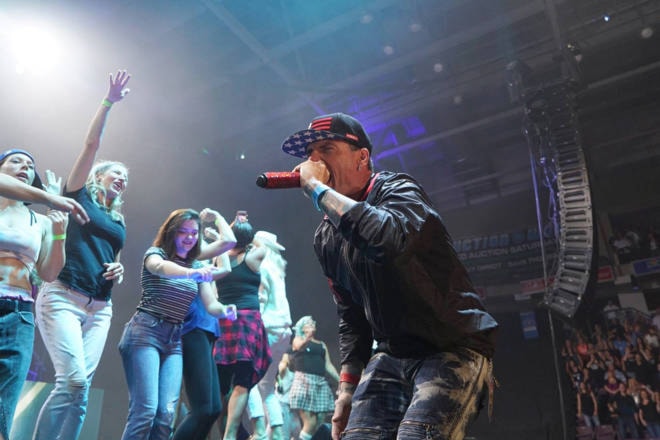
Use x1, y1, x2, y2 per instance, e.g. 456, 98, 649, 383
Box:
255, 174, 268, 188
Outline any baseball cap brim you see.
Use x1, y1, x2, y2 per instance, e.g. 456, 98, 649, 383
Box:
281, 130, 355, 158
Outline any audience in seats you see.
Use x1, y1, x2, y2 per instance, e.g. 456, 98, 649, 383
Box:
609, 223, 660, 264
563, 301, 660, 439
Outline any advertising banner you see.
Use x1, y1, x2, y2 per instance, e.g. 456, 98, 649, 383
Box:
454, 227, 556, 287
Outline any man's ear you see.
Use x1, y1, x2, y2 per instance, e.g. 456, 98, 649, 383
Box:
360, 148, 369, 163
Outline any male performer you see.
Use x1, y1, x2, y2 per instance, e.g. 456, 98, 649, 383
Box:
280, 113, 498, 440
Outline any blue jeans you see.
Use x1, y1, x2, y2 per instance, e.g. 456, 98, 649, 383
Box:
343, 348, 490, 440
0, 295, 34, 440
118, 311, 183, 440
33, 281, 112, 440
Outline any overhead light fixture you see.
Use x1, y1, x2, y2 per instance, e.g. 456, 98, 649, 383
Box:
603, 13, 611, 22
433, 63, 444, 73
641, 26, 654, 39
383, 45, 394, 56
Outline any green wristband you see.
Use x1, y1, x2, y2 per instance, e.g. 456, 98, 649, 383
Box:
52, 233, 66, 241
101, 98, 113, 108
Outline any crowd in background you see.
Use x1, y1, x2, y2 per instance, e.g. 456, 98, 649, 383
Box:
563, 304, 660, 439
609, 225, 659, 264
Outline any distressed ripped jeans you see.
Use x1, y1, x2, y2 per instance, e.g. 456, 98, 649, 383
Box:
341, 348, 490, 440
34, 281, 112, 440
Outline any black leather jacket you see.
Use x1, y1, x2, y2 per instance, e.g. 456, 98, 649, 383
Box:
314, 171, 498, 368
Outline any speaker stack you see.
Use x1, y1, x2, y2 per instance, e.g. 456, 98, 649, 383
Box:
523, 80, 596, 319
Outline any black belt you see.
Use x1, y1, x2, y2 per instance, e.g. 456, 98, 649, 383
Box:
0, 298, 33, 312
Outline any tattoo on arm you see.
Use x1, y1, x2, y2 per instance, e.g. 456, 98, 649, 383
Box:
319, 190, 355, 227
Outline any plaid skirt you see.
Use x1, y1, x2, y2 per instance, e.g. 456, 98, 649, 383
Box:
289, 371, 335, 413
213, 309, 271, 389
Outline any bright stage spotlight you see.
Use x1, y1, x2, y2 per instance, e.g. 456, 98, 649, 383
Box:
10, 23, 61, 75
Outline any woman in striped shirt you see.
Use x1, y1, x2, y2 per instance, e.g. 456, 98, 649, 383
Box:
118, 208, 237, 440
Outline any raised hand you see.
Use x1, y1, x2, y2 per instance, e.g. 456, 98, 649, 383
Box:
199, 208, 220, 224
43, 169, 62, 195
106, 70, 131, 103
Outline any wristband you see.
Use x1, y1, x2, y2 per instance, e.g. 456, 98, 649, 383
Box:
339, 372, 360, 386
52, 233, 66, 241
311, 184, 330, 212
101, 98, 113, 108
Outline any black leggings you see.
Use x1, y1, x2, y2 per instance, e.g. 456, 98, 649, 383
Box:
172, 329, 222, 440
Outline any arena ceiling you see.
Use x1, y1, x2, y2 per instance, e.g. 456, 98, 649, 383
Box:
131, 0, 660, 210
4, 0, 660, 213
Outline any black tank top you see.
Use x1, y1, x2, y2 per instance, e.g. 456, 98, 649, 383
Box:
291, 340, 326, 377
216, 258, 260, 310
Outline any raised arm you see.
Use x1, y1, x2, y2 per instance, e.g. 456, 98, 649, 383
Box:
199, 208, 237, 259
211, 251, 232, 281
66, 70, 130, 192
292, 332, 311, 352
245, 241, 267, 273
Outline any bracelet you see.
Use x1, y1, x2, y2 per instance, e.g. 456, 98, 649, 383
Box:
101, 98, 113, 108
339, 372, 361, 386
52, 233, 66, 241
311, 184, 330, 212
